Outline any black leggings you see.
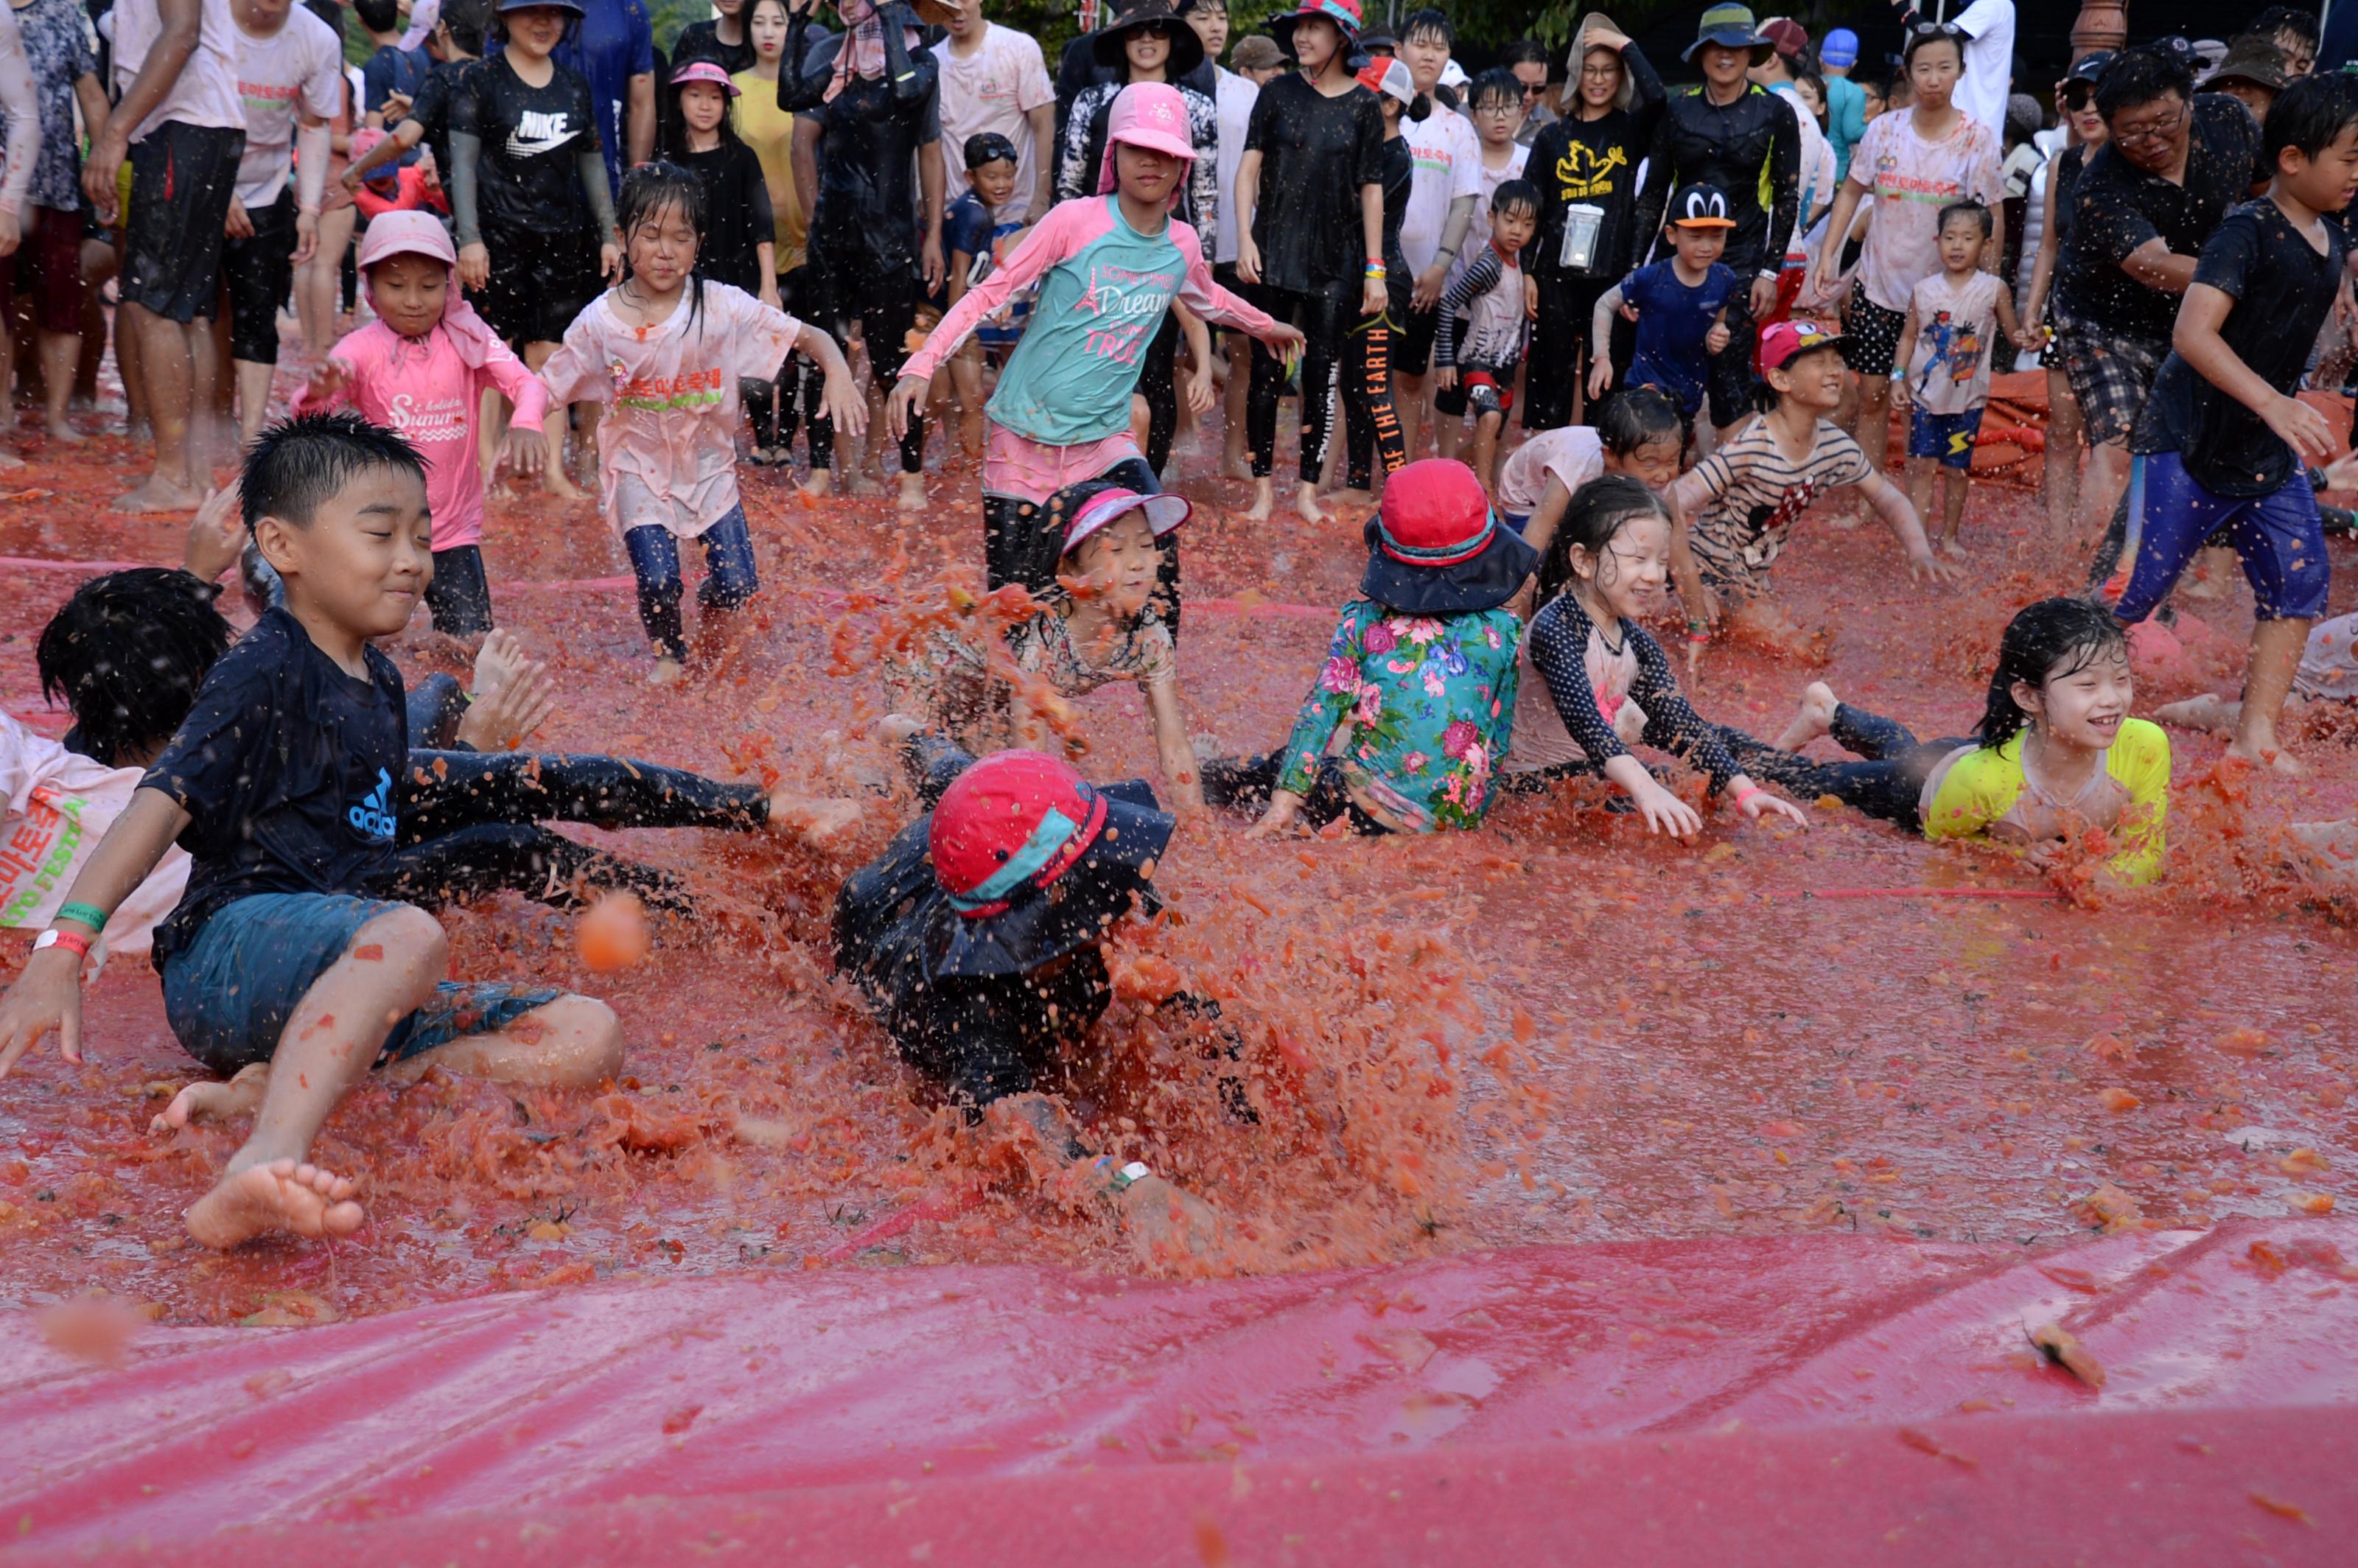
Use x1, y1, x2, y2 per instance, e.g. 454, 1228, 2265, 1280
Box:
1248, 276, 1357, 482
744, 267, 827, 460
1139, 308, 1180, 480
1713, 704, 1970, 830
1524, 273, 1615, 432
366, 750, 768, 914
1199, 752, 1391, 836
811, 252, 925, 475
1340, 307, 1408, 491
981, 454, 1181, 638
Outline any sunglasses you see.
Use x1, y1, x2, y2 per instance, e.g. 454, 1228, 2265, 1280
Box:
1130, 19, 1172, 37
1907, 20, 1964, 37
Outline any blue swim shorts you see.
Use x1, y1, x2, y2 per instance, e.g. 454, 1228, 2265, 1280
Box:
161, 892, 561, 1076
2116, 452, 2330, 626
1907, 406, 1984, 471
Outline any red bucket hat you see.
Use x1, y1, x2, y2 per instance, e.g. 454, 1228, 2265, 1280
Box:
920, 750, 1175, 977
1360, 458, 1538, 615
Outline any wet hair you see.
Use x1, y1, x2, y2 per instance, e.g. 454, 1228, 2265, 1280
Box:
617, 161, 709, 328
439, 0, 489, 54
241, 410, 428, 535
2265, 71, 2358, 167
1490, 178, 1539, 221
1975, 598, 2130, 749
38, 570, 234, 766
964, 130, 1019, 171
1536, 475, 1670, 607
1938, 198, 1993, 239
1177, 0, 1225, 14
1399, 8, 1451, 48
1501, 38, 1547, 71
1902, 23, 1966, 73
1596, 385, 1682, 456
2095, 45, 2194, 120
1467, 67, 1522, 113
2254, 6, 2320, 50
354, 0, 398, 32
661, 73, 744, 158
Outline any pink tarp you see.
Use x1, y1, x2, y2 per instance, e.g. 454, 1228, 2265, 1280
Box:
6, 1218, 2354, 1564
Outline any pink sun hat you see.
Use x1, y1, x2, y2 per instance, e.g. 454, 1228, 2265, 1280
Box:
670, 59, 741, 94
1094, 81, 1197, 200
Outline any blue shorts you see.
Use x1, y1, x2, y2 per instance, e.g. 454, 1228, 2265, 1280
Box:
1502, 510, 1530, 535
1908, 407, 1984, 470
161, 892, 561, 1077
2116, 452, 2330, 625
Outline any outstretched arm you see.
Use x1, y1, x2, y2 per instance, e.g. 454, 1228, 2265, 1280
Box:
1857, 467, 1958, 581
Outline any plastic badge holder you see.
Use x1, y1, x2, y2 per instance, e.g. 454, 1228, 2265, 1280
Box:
1560, 203, 1605, 273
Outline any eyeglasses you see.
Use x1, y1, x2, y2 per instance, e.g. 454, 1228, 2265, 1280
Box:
1579, 61, 1620, 80
1475, 99, 1520, 116
1907, 20, 1964, 37
2111, 102, 2188, 147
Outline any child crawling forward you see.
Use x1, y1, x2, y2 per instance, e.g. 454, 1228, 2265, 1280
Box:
0, 416, 638, 1247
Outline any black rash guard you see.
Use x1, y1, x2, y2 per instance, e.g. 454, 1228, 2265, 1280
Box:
1629, 80, 1799, 282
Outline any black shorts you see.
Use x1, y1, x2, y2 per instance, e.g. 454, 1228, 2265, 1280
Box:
1706, 289, 1764, 430
426, 544, 494, 637
475, 218, 601, 346
223, 191, 298, 363
122, 122, 244, 325
1399, 300, 1440, 377
1842, 286, 1908, 379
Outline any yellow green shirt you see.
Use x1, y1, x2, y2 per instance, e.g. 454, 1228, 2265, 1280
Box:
733, 71, 805, 272
1920, 718, 2170, 885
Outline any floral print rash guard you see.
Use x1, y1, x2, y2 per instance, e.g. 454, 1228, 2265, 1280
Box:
1276, 600, 1522, 832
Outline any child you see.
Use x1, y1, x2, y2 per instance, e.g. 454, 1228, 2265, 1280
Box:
1205, 459, 1531, 837
1587, 183, 1739, 451
1666, 320, 1956, 667
1433, 178, 1538, 494
888, 483, 1203, 806
1431, 71, 1530, 467
661, 60, 779, 307
349, 128, 438, 218
2115, 71, 2358, 775
944, 131, 1032, 458
0, 413, 628, 1251
539, 164, 864, 684
1496, 387, 1683, 556
890, 84, 1303, 631
833, 744, 1216, 1264
1890, 200, 2026, 556
1712, 598, 2169, 887
1501, 476, 1809, 836
294, 211, 548, 642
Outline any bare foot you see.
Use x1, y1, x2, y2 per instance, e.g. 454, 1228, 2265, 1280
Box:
1333, 486, 1376, 508
542, 474, 587, 502
897, 472, 927, 511
648, 657, 687, 687
1293, 483, 1326, 525
184, 1158, 364, 1249
1242, 479, 1275, 522
1221, 452, 1253, 482
767, 788, 860, 844
43, 418, 83, 444
800, 469, 835, 499
1774, 681, 1841, 752
152, 1063, 271, 1134
2290, 819, 2358, 883
1939, 536, 1967, 559
111, 476, 203, 514
2227, 736, 2307, 777
471, 628, 528, 697
2153, 692, 2238, 735
874, 713, 923, 747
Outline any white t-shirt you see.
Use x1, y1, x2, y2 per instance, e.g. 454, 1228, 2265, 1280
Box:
1211, 65, 1256, 265
1773, 82, 1836, 245
231, 6, 342, 208
934, 23, 1054, 224
1497, 424, 1603, 517
1443, 141, 1529, 296
0, 713, 187, 958
1401, 107, 1480, 274
1951, 0, 2016, 144
1850, 108, 2003, 314
1905, 267, 2003, 415
113, 0, 244, 139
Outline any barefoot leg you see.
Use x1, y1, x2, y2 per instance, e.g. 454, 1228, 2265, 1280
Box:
1773, 681, 1841, 752
1242, 477, 1275, 522
184, 1158, 365, 1249
2228, 617, 2313, 776
1292, 480, 1326, 525
391, 994, 623, 1089
766, 785, 861, 845
2152, 691, 2240, 735
152, 1062, 271, 1134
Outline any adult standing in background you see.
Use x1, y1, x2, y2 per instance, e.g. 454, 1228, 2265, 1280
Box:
1391, 6, 1474, 463
87, 0, 246, 513
8, 0, 106, 445
494, 0, 652, 184
2018, 49, 2110, 539
1209, 27, 1278, 480
1887, 0, 2012, 143
1818, 26, 1866, 186
673, 0, 752, 71
934, 0, 1053, 225
223, 0, 337, 447
1502, 36, 1552, 148
2252, 7, 2317, 77
1523, 11, 1659, 432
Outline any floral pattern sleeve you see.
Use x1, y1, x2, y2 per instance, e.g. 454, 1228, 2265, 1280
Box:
1276, 601, 1374, 799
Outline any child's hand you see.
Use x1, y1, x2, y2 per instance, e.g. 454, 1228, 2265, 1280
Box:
458, 242, 491, 290
823, 365, 870, 443
505, 425, 548, 477
1704, 321, 1731, 354
1524, 273, 1539, 321
884, 373, 927, 442
1630, 778, 1702, 840
1617, 297, 1641, 323
0, 949, 86, 1078
458, 654, 559, 752
1889, 377, 1910, 413
1259, 321, 1306, 363
182, 482, 245, 583
1435, 365, 1458, 391
1907, 549, 1965, 584
2263, 392, 2339, 466
1586, 357, 1614, 399
304, 357, 352, 407
2009, 323, 2045, 352
1243, 789, 1304, 840
1186, 365, 1215, 416
1732, 783, 1811, 830
760, 278, 782, 313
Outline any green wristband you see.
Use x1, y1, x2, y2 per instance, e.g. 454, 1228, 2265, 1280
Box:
55, 901, 108, 933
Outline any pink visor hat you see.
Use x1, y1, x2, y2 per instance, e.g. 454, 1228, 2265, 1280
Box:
671, 59, 741, 94
1095, 82, 1197, 198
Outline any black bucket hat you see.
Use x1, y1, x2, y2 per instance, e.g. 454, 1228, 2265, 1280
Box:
1091, 0, 1208, 79
1359, 458, 1538, 616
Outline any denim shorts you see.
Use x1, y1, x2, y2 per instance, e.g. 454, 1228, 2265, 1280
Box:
161, 892, 561, 1076
1908, 407, 1984, 470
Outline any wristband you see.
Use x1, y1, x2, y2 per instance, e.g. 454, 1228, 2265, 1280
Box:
1365, 262, 1387, 276
55, 901, 108, 933
34, 928, 91, 962
1729, 785, 1763, 811
1687, 630, 1710, 644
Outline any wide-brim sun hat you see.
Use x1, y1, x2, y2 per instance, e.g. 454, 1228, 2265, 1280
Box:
670, 58, 741, 94
2205, 36, 2290, 94
1090, 0, 1207, 77
1269, 0, 1362, 60
497, 0, 584, 15
1684, 1, 1771, 64
1360, 458, 1537, 616
922, 751, 1175, 979
1059, 482, 1192, 557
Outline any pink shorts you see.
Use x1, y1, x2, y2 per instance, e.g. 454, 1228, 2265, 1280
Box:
982, 422, 1144, 506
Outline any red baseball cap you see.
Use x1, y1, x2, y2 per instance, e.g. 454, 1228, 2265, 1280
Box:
1758, 318, 1848, 371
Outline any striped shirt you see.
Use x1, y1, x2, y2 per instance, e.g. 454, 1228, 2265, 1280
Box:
1684, 416, 1872, 592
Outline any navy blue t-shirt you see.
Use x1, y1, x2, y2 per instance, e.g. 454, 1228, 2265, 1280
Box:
1623, 257, 1736, 418
141, 608, 408, 968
